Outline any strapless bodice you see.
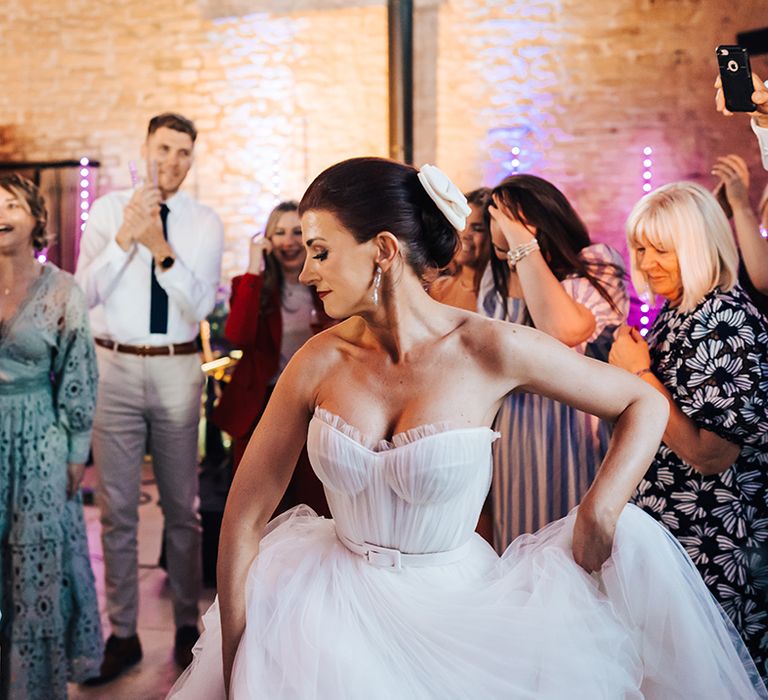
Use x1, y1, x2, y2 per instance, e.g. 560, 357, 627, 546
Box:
307, 408, 498, 553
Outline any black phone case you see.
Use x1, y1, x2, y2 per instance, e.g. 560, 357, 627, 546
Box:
717, 45, 756, 112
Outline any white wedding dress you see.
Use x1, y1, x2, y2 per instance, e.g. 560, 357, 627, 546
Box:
169, 407, 767, 699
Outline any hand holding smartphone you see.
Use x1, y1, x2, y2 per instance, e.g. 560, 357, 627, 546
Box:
716, 45, 756, 113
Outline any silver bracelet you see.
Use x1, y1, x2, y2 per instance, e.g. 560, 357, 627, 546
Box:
506, 239, 540, 270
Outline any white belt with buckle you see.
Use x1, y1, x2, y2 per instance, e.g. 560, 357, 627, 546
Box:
337, 530, 474, 570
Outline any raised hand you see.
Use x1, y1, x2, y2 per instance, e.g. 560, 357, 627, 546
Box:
247, 233, 273, 275
488, 197, 536, 249
712, 154, 751, 214
715, 72, 768, 125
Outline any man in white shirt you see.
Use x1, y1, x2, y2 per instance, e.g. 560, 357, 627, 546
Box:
75, 113, 224, 684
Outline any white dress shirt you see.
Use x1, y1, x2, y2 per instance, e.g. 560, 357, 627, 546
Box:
752, 117, 768, 171
75, 188, 224, 345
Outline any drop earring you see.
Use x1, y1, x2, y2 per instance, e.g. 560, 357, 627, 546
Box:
372, 265, 382, 305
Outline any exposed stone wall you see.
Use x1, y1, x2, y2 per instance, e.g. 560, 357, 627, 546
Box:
0, 0, 388, 276
1, 0, 766, 279
436, 0, 768, 248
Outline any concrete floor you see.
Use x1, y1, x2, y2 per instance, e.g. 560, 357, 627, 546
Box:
68, 461, 216, 700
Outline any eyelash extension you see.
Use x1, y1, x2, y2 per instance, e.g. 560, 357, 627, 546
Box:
312, 251, 328, 261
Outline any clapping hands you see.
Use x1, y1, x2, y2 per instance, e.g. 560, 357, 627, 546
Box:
116, 185, 163, 251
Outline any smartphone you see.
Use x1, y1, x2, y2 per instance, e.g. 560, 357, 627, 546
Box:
716, 45, 756, 112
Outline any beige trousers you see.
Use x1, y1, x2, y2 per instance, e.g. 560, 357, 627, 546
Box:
92, 346, 203, 637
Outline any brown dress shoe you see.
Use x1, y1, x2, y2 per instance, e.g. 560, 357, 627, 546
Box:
82, 634, 143, 685
174, 625, 200, 667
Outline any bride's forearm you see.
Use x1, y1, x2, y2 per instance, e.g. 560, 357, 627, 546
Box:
581, 389, 669, 520
217, 507, 265, 694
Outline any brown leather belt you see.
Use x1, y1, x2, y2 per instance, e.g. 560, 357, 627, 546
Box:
94, 338, 198, 356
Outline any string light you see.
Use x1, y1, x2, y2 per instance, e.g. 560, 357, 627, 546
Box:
79, 157, 91, 233
510, 146, 521, 173
639, 148, 654, 336
641, 146, 653, 193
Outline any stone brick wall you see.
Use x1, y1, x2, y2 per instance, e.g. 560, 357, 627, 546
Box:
0, 0, 388, 276
436, 0, 768, 249
1, 0, 766, 280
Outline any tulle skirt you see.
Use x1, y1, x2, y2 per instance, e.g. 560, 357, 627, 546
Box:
169, 504, 767, 699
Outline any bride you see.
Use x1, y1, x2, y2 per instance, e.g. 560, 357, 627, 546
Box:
170, 158, 766, 699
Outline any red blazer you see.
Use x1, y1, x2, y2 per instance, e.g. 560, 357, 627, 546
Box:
211, 273, 327, 439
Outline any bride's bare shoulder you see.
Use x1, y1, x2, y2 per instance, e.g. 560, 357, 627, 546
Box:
457, 313, 542, 369
290, 317, 366, 371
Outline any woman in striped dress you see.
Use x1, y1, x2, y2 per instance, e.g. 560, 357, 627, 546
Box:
479, 175, 628, 551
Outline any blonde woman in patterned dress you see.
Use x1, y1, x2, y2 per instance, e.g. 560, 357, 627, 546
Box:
610, 181, 768, 684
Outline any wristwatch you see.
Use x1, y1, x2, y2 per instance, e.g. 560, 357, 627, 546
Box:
158, 255, 175, 270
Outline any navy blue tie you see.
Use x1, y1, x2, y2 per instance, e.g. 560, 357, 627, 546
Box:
149, 204, 170, 334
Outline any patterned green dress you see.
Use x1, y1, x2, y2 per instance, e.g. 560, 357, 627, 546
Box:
0, 264, 103, 698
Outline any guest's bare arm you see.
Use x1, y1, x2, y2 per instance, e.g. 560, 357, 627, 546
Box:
486, 321, 669, 571
608, 325, 741, 475
712, 154, 768, 293
488, 204, 596, 346
631, 371, 739, 475
216, 344, 323, 695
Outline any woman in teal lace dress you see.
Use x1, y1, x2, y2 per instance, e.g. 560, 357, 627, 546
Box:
0, 174, 102, 698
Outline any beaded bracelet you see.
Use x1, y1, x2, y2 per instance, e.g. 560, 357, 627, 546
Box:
506, 239, 540, 270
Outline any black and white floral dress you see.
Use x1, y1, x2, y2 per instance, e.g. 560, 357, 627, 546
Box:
632, 285, 768, 683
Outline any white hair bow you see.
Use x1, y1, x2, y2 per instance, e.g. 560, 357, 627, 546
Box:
417, 164, 472, 231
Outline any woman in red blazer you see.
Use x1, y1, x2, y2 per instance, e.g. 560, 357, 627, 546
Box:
212, 201, 330, 516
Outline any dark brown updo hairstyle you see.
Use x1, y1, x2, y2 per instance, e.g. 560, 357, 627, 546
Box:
0, 173, 48, 252
485, 174, 622, 318
299, 157, 459, 274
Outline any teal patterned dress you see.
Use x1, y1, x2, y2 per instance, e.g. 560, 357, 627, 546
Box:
0, 264, 103, 698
